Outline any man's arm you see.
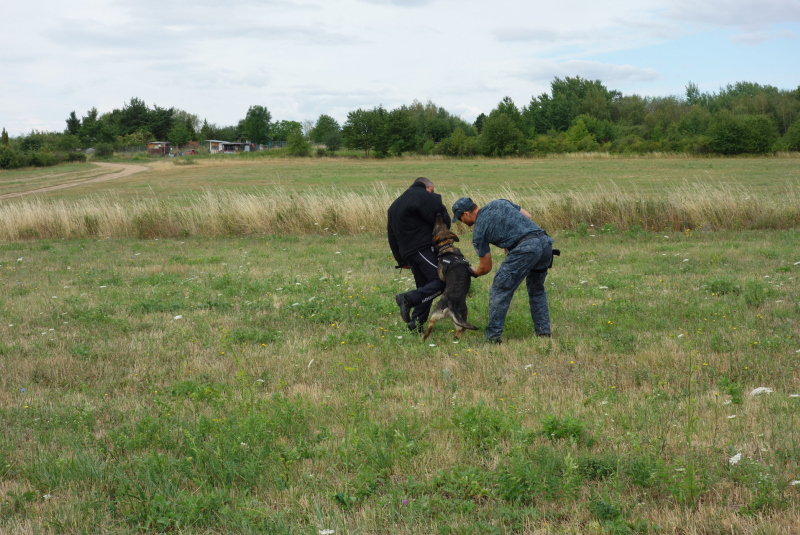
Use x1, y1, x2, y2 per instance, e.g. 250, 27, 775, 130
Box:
470, 252, 492, 277
387, 218, 405, 266
519, 207, 532, 219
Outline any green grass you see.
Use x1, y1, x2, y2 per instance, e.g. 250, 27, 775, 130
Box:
1, 228, 799, 532
5, 154, 800, 201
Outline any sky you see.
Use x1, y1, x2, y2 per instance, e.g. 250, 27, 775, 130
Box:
1, 0, 799, 136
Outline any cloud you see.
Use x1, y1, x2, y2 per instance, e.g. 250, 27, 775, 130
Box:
355, 0, 433, 5
494, 28, 606, 44
730, 29, 796, 45
516, 60, 659, 84
663, 0, 800, 31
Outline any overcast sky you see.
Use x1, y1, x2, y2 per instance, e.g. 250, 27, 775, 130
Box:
2, 0, 799, 135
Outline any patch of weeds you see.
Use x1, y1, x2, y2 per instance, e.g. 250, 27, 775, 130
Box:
707, 276, 740, 295
69, 343, 96, 361
625, 224, 646, 238
170, 380, 224, 402
129, 273, 182, 286
728, 458, 789, 515
0, 242, 25, 251
540, 414, 593, 446
451, 401, 521, 449
601, 223, 616, 234
743, 280, 777, 307
496, 447, 581, 503
433, 466, 491, 502
129, 299, 184, 314
588, 494, 651, 534
169, 255, 224, 265
579, 455, 618, 480
231, 328, 280, 345
625, 454, 667, 488
718, 376, 744, 405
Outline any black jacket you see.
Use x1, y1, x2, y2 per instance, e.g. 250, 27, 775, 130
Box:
387, 182, 451, 264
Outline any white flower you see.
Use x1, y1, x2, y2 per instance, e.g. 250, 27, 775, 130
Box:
43, 494, 51, 499
729, 452, 742, 465
99, 285, 107, 288
791, 480, 800, 486
174, 315, 182, 320
397, 336, 402, 339
790, 394, 800, 398
17, 257, 23, 262
727, 415, 736, 419
335, 252, 341, 254
683, 259, 689, 262
524, 364, 533, 369
295, 282, 301, 285
451, 341, 459, 344
678, 334, 684, 338
255, 379, 265, 383
749, 387, 773, 396
599, 286, 608, 289
291, 303, 300, 306
580, 280, 587, 284
429, 344, 436, 347
724, 400, 732, 405
319, 530, 335, 535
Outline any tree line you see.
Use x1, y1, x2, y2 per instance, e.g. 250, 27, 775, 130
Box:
2, 77, 800, 169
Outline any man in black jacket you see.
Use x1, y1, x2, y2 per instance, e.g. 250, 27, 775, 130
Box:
388, 177, 452, 331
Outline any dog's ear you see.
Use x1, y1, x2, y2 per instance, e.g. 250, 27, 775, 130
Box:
450, 232, 460, 242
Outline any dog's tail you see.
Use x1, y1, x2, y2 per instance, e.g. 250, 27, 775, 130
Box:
449, 310, 478, 331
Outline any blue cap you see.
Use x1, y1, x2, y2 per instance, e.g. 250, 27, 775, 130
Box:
452, 197, 474, 222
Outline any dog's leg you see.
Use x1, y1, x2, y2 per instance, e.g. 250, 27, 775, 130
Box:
454, 326, 466, 339
423, 307, 448, 341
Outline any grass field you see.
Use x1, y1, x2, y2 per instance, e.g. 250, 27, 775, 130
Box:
2, 153, 800, 201
1, 225, 799, 533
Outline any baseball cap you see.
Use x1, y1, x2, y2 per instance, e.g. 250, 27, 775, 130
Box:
452, 197, 473, 221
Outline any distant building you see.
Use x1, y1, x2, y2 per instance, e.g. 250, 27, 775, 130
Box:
205, 140, 252, 154
147, 141, 171, 156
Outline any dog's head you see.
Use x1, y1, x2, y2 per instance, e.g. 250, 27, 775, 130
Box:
432, 214, 459, 251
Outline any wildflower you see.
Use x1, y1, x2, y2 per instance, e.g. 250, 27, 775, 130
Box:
21, 388, 25, 393
43, 494, 51, 499
397, 336, 402, 339
174, 315, 183, 320
727, 415, 736, 419
429, 344, 436, 347
729, 452, 742, 465
749, 387, 773, 396
791, 480, 800, 486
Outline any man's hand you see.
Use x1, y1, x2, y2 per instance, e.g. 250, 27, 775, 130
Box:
471, 253, 492, 277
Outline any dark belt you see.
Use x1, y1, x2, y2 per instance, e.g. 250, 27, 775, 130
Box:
507, 231, 545, 252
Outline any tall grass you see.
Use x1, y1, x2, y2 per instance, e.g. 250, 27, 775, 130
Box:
1, 182, 798, 240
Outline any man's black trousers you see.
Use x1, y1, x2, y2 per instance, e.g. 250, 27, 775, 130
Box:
405, 246, 445, 325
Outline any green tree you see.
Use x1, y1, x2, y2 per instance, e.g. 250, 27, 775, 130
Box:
323, 131, 343, 152
496, 96, 524, 130
148, 105, 175, 141
120, 97, 150, 135
79, 107, 100, 145
473, 113, 487, 134
385, 106, 417, 156
310, 114, 340, 143
1, 127, 9, 146
271, 120, 302, 142
342, 107, 387, 156
480, 112, 526, 156
783, 120, 800, 151
199, 119, 214, 141
0, 145, 19, 168
167, 122, 192, 149
65, 111, 81, 135
242, 105, 272, 145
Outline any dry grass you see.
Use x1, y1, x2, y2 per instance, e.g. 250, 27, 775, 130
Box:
1, 182, 799, 241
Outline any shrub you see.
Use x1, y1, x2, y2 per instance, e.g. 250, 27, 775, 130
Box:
67, 152, 87, 163
0, 145, 20, 169
782, 120, 800, 151
708, 112, 778, 155
323, 131, 343, 152
94, 142, 114, 159
481, 113, 527, 156
286, 132, 310, 157
540, 414, 592, 445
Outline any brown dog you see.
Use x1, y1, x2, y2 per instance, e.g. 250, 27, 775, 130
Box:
423, 214, 478, 340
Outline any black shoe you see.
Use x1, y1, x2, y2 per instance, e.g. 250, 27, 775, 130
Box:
395, 293, 411, 323
536, 332, 551, 338
408, 320, 424, 333
485, 337, 502, 345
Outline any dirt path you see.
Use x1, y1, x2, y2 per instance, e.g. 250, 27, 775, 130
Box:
0, 162, 149, 200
